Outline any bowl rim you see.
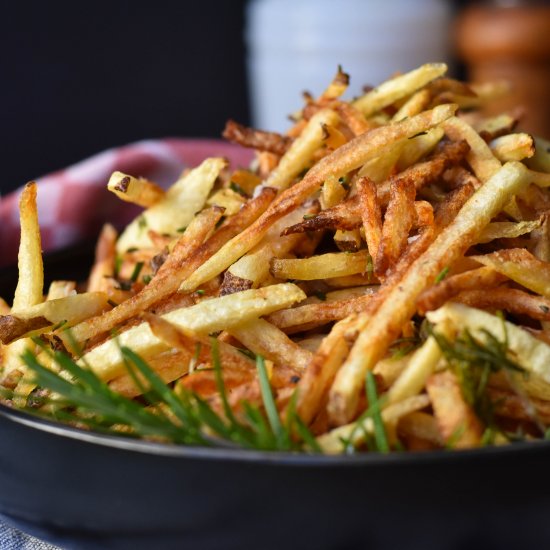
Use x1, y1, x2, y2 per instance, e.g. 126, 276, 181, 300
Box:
2, 401, 549, 467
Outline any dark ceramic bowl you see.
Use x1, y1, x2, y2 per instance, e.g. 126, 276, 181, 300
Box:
1, 248, 550, 550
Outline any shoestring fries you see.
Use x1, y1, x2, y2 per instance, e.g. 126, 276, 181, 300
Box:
4, 62, 550, 453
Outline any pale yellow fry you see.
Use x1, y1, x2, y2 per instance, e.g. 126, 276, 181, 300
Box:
353, 63, 447, 116
78, 283, 306, 382
46, 281, 76, 300
13, 183, 43, 310
271, 250, 368, 281
477, 219, 542, 244
397, 127, 445, 171
443, 116, 501, 183
316, 394, 431, 453
229, 318, 312, 372
265, 109, 339, 191
107, 171, 165, 208
490, 133, 535, 162
386, 334, 444, 406
427, 303, 550, 384
328, 161, 530, 424
471, 248, 550, 298
206, 188, 246, 216
358, 142, 405, 183
320, 174, 347, 209
179, 104, 457, 292
116, 157, 225, 252
392, 88, 431, 122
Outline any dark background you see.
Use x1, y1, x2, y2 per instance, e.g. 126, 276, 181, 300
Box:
0, 1, 249, 193
1, 1, 473, 195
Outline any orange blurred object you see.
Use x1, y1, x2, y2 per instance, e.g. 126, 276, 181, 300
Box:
455, 2, 550, 138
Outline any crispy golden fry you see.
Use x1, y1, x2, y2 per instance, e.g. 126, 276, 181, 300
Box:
229, 319, 312, 372
267, 286, 378, 332
336, 102, 371, 136
490, 133, 535, 163
222, 120, 293, 156
75, 283, 306, 382
397, 127, 445, 171
117, 157, 226, 252
206, 188, 246, 215
13, 183, 43, 310
526, 136, 550, 174
375, 174, 416, 275
470, 248, 550, 298
392, 88, 431, 121
471, 113, 518, 141
426, 370, 483, 448
334, 229, 362, 252
477, 219, 542, 243
357, 176, 382, 259
46, 281, 76, 300
328, 162, 530, 425
320, 65, 350, 101
443, 116, 501, 182
107, 171, 165, 208
178, 104, 457, 292
270, 250, 369, 281
417, 267, 507, 315
353, 63, 447, 116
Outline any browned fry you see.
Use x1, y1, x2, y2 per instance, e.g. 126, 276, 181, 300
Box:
220, 272, 253, 296
454, 288, 550, 322
266, 287, 378, 333
179, 369, 256, 400
357, 177, 382, 259
320, 65, 350, 101
69, 188, 276, 345
87, 224, 118, 293
334, 229, 361, 252
376, 139, 470, 204
532, 212, 550, 262
0, 315, 49, 345
375, 175, 416, 275
257, 151, 280, 179
336, 102, 371, 136
147, 230, 174, 250
426, 370, 483, 448
416, 266, 507, 315
223, 119, 293, 156
281, 195, 360, 235
442, 165, 481, 190
414, 201, 434, 227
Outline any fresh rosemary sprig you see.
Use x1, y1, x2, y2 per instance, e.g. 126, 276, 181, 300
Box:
431, 326, 525, 438
19, 337, 318, 452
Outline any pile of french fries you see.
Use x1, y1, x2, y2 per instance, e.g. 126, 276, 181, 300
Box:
3, 62, 550, 452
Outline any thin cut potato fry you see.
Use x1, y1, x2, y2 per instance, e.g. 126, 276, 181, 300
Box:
270, 250, 369, 281
75, 283, 306, 382
455, 288, 550, 322
357, 177, 382, 259
334, 229, 362, 252
477, 219, 542, 243
178, 104, 457, 292
46, 281, 76, 300
397, 127, 445, 171
107, 171, 165, 207
398, 411, 443, 447
471, 248, 550, 298
443, 116, 501, 182
490, 133, 535, 162
87, 223, 118, 293
229, 319, 312, 372
526, 136, 550, 174
353, 63, 447, 116
13, 183, 43, 310
0, 292, 110, 344
328, 162, 530, 425
426, 370, 483, 448
392, 88, 431, 122
416, 266, 507, 314
116, 157, 226, 252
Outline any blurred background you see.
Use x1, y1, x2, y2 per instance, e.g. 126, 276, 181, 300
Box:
1, 0, 549, 194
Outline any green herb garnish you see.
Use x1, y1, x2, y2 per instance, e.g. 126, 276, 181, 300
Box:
434, 266, 449, 284
130, 262, 144, 283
